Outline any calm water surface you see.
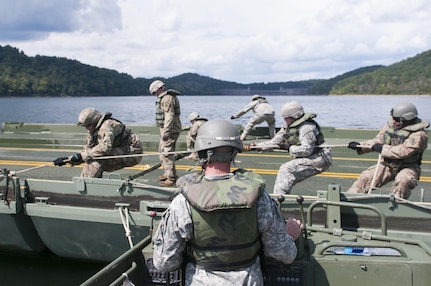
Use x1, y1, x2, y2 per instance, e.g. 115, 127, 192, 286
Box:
1, 95, 430, 129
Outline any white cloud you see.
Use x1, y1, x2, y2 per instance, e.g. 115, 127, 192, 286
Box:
1, 0, 431, 83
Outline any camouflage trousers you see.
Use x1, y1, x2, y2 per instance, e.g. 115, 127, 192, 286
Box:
241, 113, 276, 140
80, 147, 142, 178
347, 163, 419, 199
159, 133, 180, 180
273, 148, 332, 195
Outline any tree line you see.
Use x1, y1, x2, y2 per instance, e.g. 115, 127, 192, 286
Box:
1, 45, 430, 97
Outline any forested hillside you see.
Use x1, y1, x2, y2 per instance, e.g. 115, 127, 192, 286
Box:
0, 45, 317, 96
0, 45, 144, 97
307, 65, 384, 95
330, 50, 431, 95
1, 44, 430, 96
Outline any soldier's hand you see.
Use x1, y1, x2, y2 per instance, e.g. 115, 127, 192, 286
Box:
53, 157, 69, 166
372, 143, 383, 153
286, 217, 303, 241
243, 143, 256, 152
348, 141, 361, 151
230, 115, 235, 120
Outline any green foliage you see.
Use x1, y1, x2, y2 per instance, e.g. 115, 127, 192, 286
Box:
331, 50, 431, 95
308, 66, 384, 95
0, 45, 139, 97
1, 44, 431, 96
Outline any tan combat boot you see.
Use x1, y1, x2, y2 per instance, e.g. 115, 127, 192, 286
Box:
158, 175, 167, 181
159, 178, 176, 187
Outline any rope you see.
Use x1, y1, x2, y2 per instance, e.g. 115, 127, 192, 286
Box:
87, 150, 190, 160
319, 144, 369, 148
118, 206, 134, 248
14, 163, 53, 175
368, 153, 382, 194
250, 144, 370, 151
121, 273, 135, 286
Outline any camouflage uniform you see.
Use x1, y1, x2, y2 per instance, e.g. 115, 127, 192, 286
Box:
153, 170, 297, 286
255, 113, 332, 194
155, 89, 182, 181
185, 117, 208, 159
348, 117, 429, 198
79, 113, 142, 177
232, 96, 276, 140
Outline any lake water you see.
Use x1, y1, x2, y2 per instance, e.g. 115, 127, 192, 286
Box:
1, 95, 430, 130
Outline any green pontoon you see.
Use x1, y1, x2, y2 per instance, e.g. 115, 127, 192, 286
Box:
1, 122, 431, 285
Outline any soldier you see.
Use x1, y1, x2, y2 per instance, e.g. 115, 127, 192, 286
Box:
244, 101, 332, 195
152, 119, 302, 285
53, 108, 142, 178
231, 94, 276, 140
347, 102, 429, 199
149, 80, 182, 187
184, 112, 208, 160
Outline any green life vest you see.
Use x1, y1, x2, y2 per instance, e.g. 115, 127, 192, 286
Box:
155, 89, 181, 127
284, 113, 325, 146
383, 118, 429, 165
181, 169, 265, 270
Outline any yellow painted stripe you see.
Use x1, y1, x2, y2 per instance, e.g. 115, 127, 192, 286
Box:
2, 160, 430, 183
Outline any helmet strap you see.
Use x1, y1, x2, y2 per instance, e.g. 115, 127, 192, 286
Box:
198, 149, 237, 166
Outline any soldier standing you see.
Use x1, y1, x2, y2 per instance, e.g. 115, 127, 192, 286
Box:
53, 108, 142, 177
152, 119, 302, 285
231, 94, 276, 140
244, 101, 332, 194
149, 80, 182, 187
347, 102, 429, 199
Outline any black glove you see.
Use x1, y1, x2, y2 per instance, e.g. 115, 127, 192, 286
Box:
372, 143, 383, 153
70, 153, 82, 163
53, 157, 69, 166
348, 141, 361, 150
230, 115, 235, 120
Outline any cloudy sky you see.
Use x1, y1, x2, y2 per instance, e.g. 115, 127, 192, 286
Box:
1, 0, 430, 84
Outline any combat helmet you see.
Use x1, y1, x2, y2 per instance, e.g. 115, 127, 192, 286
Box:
251, 94, 264, 101
189, 112, 200, 122
281, 101, 304, 119
391, 102, 418, 121
149, 80, 165, 95
194, 119, 243, 164
78, 108, 102, 127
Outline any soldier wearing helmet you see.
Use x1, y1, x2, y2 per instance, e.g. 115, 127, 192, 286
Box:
348, 102, 429, 199
244, 101, 332, 195
149, 80, 182, 186
184, 112, 208, 160
53, 107, 143, 178
152, 119, 303, 285
230, 94, 276, 140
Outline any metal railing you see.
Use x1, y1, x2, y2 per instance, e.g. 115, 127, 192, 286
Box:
81, 236, 152, 286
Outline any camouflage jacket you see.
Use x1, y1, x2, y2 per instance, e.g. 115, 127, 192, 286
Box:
255, 114, 329, 158
357, 117, 429, 166
152, 171, 297, 285
155, 89, 182, 137
232, 98, 275, 118
187, 118, 207, 149
80, 114, 142, 160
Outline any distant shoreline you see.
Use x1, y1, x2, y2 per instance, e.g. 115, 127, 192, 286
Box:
1, 94, 430, 98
